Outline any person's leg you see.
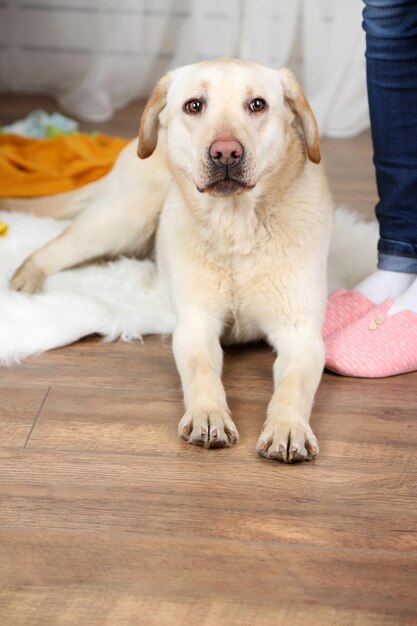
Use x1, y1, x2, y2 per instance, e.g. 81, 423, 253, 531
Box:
356, 0, 417, 305
324, 1, 417, 376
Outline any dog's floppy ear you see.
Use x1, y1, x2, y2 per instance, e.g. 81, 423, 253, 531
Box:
280, 68, 321, 164
137, 73, 171, 159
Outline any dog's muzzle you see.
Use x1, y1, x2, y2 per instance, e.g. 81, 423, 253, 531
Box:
197, 138, 255, 196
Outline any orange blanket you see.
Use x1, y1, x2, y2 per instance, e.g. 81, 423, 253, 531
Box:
0, 133, 130, 197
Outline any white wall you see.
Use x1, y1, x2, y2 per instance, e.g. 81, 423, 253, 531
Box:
0, 0, 369, 136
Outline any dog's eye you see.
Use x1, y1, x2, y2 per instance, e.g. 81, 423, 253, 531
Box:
249, 98, 267, 113
183, 99, 204, 114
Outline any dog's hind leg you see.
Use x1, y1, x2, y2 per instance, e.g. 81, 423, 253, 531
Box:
0, 179, 103, 220
9, 193, 162, 294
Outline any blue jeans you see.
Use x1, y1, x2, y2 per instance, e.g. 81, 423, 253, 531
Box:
363, 0, 417, 272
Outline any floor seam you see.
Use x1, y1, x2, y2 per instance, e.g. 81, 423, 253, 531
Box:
23, 385, 51, 449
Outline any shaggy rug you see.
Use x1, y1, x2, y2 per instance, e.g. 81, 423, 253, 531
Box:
0, 207, 378, 364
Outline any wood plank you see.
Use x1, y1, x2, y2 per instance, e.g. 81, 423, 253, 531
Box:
0, 529, 416, 625
0, 589, 410, 626
0, 337, 275, 396
22, 369, 417, 459
0, 450, 416, 552
24, 383, 271, 453
0, 336, 180, 392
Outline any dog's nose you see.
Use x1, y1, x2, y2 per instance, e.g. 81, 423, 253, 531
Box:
209, 137, 243, 167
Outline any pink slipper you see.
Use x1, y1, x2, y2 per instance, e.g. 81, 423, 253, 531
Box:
325, 299, 417, 377
323, 288, 376, 339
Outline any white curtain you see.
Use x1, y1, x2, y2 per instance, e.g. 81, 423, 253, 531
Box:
0, 0, 369, 137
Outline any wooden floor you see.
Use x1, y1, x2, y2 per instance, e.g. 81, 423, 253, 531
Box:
1, 94, 417, 626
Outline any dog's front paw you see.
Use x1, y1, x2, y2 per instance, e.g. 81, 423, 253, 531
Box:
178, 408, 239, 448
256, 419, 318, 463
10, 260, 45, 294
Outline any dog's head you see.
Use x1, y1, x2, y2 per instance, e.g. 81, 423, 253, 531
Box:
137, 58, 320, 197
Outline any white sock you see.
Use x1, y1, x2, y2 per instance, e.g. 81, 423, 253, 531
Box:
355, 269, 417, 304
389, 276, 417, 314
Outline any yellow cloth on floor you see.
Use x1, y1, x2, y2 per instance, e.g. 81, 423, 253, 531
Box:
0, 133, 130, 197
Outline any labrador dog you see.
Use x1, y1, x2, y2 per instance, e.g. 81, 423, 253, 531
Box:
9, 58, 333, 462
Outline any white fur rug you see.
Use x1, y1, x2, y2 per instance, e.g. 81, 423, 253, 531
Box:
0, 208, 378, 365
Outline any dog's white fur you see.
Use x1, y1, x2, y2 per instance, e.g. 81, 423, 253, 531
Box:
9, 58, 337, 462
